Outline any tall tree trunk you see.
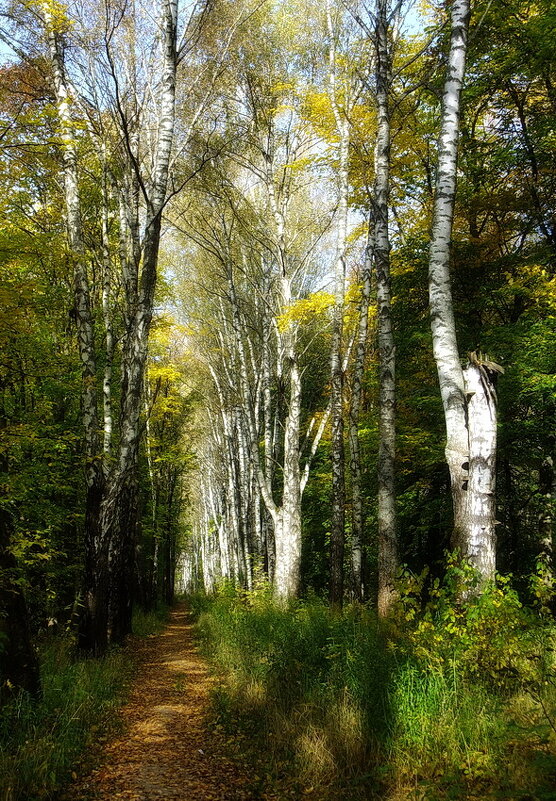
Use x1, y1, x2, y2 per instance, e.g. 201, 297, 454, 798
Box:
463, 355, 499, 578
428, 0, 499, 582
273, 347, 303, 599
101, 159, 114, 464
374, 0, 397, 617
105, 0, 178, 644
428, 0, 470, 552
262, 299, 276, 580
260, 144, 305, 599
348, 227, 373, 601
327, 0, 349, 606
539, 442, 555, 566
43, 7, 106, 653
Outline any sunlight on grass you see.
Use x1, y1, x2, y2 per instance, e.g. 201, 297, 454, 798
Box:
190, 578, 556, 800
0, 605, 169, 801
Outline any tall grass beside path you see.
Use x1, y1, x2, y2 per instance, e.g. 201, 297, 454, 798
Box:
190, 578, 556, 800
0, 604, 169, 801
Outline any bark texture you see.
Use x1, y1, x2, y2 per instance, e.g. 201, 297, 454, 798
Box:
107, 0, 178, 642
428, 0, 470, 551
428, 0, 500, 583
463, 356, 500, 577
43, 6, 106, 653
327, 0, 348, 606
348, 229, 373, 600
374, 0, 397, 617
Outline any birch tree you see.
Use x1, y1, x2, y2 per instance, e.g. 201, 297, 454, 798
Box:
326, 0, 349, 607
348, 227, 373, 600
373, 0, 398, 616
344, 0, 400, 608
428, 0, 501, 582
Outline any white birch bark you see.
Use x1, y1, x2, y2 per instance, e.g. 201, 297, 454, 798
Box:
102, 0, 179, 643
429, 0, 499, 583
101, 160, 113, 463
263, 145, 305, 599
44, 6, 99, 484
428, 0, 471, 552
539, 425, 555, 571
273, 346, 303, 599
463, 357, 498, 578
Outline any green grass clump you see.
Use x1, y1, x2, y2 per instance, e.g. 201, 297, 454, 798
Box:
0, 604, 169, 801
195, 583, 393, 797
132, 601, 170, 636
191, 573, 556, 800
0, 639, 131, 801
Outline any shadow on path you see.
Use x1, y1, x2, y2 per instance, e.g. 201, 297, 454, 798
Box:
61, 605, 254, 801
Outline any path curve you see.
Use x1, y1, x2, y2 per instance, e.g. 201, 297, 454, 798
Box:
62, 605, 254, 801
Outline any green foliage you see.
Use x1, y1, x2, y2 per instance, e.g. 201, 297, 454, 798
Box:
192, 581, 556, 800
0, 640, 131, 801
391, 558, 544, 690
386, 560, 556, 795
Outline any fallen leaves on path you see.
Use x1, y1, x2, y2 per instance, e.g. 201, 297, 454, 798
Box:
60, 606, 256, 801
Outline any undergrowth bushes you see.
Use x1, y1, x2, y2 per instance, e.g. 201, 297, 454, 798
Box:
191, 567, 556, 800
0, 605, 168, 801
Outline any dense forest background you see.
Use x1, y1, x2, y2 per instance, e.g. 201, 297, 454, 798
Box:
0, 0, 555, 797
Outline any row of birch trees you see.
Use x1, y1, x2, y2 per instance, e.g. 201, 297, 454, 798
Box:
0, 0, 245, 680
2, 0, 555, 699
178, 0, 505, 606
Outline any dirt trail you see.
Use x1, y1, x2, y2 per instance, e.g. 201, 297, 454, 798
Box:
62, 606, 254, 801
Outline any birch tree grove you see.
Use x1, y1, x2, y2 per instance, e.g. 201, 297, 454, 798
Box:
37, 0, 190, 651
174, 64, 335, 598
4, 0, 556, 714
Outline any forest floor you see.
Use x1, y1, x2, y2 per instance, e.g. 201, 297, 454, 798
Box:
59, 604, 261, 801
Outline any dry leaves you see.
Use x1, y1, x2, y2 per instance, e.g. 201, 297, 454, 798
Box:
60, 606, 255, 801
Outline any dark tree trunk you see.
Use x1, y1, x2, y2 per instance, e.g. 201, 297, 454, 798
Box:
374, 0, 398, 617
106, 472, 138, 644
78, 479, 108, 655
0, 508, 41, 703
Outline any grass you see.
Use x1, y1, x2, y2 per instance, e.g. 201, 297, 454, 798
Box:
132, 601, 170, 636
190, 581, 556, 800
0, 603, 169, 801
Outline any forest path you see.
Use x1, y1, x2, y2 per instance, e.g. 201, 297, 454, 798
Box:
61, 604, 255, 801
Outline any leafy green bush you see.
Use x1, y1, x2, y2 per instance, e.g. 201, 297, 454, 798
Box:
392, 557, 555, 693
